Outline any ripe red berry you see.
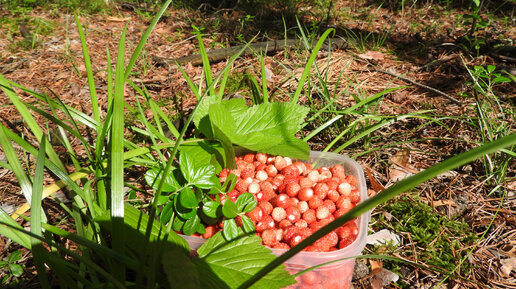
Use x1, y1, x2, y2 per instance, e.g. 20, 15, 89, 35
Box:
228, 189, 239, 202
256, 153, 268, 163
298, 187, 314, 201
327, 189, 340, 202
240, 168, 255, 179
313, 231, 338, 251
272, 242, 290, 250
292, 161, 307, 175
318, 168, 332, 180
350, 189, 361, 203
316, 206, 330, 220
274, 156, 287, 171
301, 271, 318, 285
339, 236, 354, 249
345, 175, 358, 186
273, 194, 290, 208
243, 153, 255, 163
330, 164, 345, 176
259, 201, 273, 216
278, 219, 292, 229
261, 229, 278, 246
299, 177, 314, 188
265, 164, 278, 177
282, 164, 300, 177
202, 225, 217, 239
323, 199, 336, 214
324, 178, 339, 191
272, 207, 287, 222
235, 180, 249, 193
297, 201, 309, 213
285, 206, 301, 223
255, 216, 275, 233
295, 219, 308, 228
302, 209, 317, 224
303, 245, 324, 252
308, 196, 323, 209
282, 226, 299, 243
313, 183, 329, 199
248, 182, 260, 194
247, 206, 264, 223
256, 191, 270, 202
255, 170, 268, 181
337, 182, 352, 196
307, 170, 321, 183
219, 169, 229, 178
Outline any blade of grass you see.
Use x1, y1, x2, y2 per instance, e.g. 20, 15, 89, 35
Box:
0, 208, 31, 248
0, 76, 65, 172
196, 31, 215, 99
110, 23, 128, 282
30, 136, 51, 289
75, 14, 100, 123
291, 28, 335, 103
260, 51, 269, 103
238, 133, 516, 289
0, 124, 33, 204
124, 0, 173, 81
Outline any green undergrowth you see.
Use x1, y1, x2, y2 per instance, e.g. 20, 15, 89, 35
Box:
375, 195, 478, 282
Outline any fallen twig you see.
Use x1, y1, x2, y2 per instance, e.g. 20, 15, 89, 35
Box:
356, 58, 463, 105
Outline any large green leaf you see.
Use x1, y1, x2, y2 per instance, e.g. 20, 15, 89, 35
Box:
193, 94, 219, 137
196, 232, 295, 289
163, 247, 201, 289
180, 151, 220, 189
145, 167, 181, 193
179, 141, 226, 173
234, 102, 309, 137
259, 137, 310, 160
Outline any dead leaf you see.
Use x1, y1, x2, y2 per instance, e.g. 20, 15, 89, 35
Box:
358, 50, 385, 61
366, 167, 385, 193
431, 199, 457, 207
370, 260, 383, 274
366, 229, 401, 246
106, 16, 131, 22
377, 269, 400, 285
500, 258, 516, 277
389, 168, 412, 182
390, 150, 410, 168
369, 276, 383, 289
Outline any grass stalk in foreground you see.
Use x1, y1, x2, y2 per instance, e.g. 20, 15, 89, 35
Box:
238, 133, 516, 289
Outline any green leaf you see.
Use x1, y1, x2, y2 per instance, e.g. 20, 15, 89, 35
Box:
196, 223, 206, 235
241, 215, 255, 234
162, 247, 201, 289
222, 200, 238, 219
196, 232, 295, 289
193, 95, 218, 137
0, 208, 31, 249
180, 187, 198, 209
0, 261, 6, 268
235, 193, 256, 213
221, 173, 238, 193
8, 251, 22, 263
222, 219, 239, 241
183, 214, 201, 236
179, 141, 226, 173
172, 216, 185, 232
180, 151, 220, 189
202, 201, 221, 218
145, 167, 181, 193
260, 136, 310, 160
160, 202, 174, 224
9, 264, 23, 277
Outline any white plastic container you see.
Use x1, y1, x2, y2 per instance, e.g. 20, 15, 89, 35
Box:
182, 151, 370, 289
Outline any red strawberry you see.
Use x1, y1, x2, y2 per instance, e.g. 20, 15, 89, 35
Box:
339, 236, 355, 249
243, 153, 255, 163
300, 271, 318, 285
350, 189, 361, 203
295, 219, 308, 228
240, 168, 255, 179
281, 164, 300, 177
282, 226, 299, 243
299, 177, 314, 188
202, 225, 217, 239
292, 161, 307, 175
255, 216, 275, 233
272, 194, 290, 208
274, 156, 287, 171
265, 164, 278, 177
297, 200, 309, 213
272, 242, 290, 250
272, 207, 287, 222
337, 182, 352, 196
298, 187, 314, 201
258, 201, 273, 216
330, 164, 345, 176
323, 199, 336, 214
285, 206, 301, 223
278, 219, 293, 229
248, 182, 260, 194
256, 153, 268, 163
327, 189, 340, 202
313, 182, 329, 199
285, 182, 301, 197
313, 231, 338, 251
308, 196, 323, 209
324, 178, 339, 191
302, 209, 317, 224
261, 229, 278, 246
247, 206, 264, 223
255, 170, 268, 181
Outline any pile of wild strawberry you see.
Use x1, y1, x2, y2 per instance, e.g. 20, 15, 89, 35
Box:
199, 153, 361, 252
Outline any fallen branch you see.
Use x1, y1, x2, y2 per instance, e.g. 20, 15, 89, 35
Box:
153, 37, 348, 67
356, 58, 463, 105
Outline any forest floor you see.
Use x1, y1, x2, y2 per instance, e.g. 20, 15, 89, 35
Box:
0, 0, 515, 288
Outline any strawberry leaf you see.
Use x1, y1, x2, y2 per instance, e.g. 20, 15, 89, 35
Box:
162, 247, 201, 289
222, 219, 239, 240
145, 167, 181, 193
235, 193, 256, 212
180, 151, 220, 189
183, 214, 201, 235
222, 200, 238, 219
202, 201, 220, 218
241, 215, 255, 234
179, 187, 198, 209
196, 232, 295, 289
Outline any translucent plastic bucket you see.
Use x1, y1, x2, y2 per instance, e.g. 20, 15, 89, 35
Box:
181, 151, 370, 289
